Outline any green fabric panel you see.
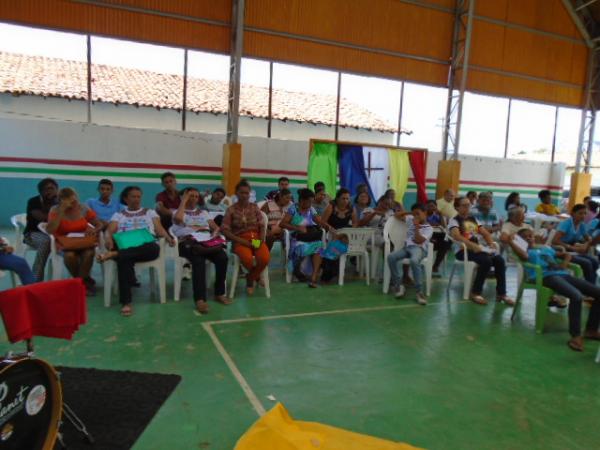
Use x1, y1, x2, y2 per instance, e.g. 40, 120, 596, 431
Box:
389, 150, 410, 203
308, 143, 338, 197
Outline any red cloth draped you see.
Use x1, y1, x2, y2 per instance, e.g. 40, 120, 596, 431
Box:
0, 279, 87, 343
409, 151, 428, 204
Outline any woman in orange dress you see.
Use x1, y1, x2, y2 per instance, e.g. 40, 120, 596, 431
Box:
47, 187, 102, 294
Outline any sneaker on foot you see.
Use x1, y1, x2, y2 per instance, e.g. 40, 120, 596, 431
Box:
394, 285, 406, 298
416, 292, 427, 305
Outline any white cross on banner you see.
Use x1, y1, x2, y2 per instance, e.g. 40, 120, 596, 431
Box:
363, 146, 389, 202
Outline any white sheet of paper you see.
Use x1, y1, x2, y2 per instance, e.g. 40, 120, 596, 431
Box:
511, 234, 529, 253
191, 232, 211, 242
66, 232, 85, 238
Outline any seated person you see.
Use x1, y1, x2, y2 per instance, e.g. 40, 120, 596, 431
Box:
387, 203, 433, 305
466, 191, 478, 207
322, 188, 358, 232
437, 189, 457, 220
376, 189, 403, 216
535, 189, 560, 216
500, 206, 533, 243
47, 187, 102, 295
86, 178, 123, 230
552, 204, 598, 284
505, 192, 528, 213
98, 186, 175, 316
221, 180, 270, 295
471, 191, 501, 234
205, 187, 228, 213
425, 200, 451, 274
155, 172, 181, 230
509, 229, 600, 352
585, 200, 598, 224
449, 196, 514, 306
265, 176, 293, 202
0, 237, 34, 285
261, 188, 293, 250
312, 186, 330, 216
280, 188, 328, 287
172, 187, 230, 314
313, 233, 349, 285
24, 178, 59, 281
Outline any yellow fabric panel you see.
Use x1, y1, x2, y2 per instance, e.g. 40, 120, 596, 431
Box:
245, 0, 453, 61
0, 0, 230, 53
467, 69, 584, 107
388, 151, 410, 204
235, 403, 424, 450
244, 31, 448, 87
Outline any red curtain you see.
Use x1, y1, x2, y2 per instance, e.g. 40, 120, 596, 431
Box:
408, 151, 428, 203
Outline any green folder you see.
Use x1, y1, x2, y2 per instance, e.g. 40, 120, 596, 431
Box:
113, 228, 155, 250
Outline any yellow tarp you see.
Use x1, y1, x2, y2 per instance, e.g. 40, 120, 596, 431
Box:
235, 403, 424, 450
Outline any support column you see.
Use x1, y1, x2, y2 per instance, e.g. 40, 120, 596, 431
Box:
441, 0, 475, 160
436, 160, 462, 200
223, 0, 245, 194
222, 143, 242, 195
569, 172, 592, 211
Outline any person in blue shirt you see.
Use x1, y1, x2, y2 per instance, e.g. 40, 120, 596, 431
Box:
552, 203, 599, 283
471, 192, 501, 234
509, 228, 600, 352
86, 179, 123, 230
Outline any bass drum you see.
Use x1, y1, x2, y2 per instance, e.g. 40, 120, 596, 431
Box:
0, 357, 61, 450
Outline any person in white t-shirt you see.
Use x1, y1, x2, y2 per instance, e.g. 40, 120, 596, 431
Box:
386, 203, 433, 305
97, 186, 174, 316
173, 187, 230, 314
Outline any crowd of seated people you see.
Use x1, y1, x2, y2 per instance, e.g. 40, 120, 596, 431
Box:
5, 173, 600, 352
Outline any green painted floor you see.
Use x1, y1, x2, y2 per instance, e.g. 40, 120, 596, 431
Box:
1, 231, 600, 450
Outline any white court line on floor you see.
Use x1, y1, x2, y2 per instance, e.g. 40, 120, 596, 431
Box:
205, 299, 470, 326
202, 322, 267, 417
203, 299, 470, 418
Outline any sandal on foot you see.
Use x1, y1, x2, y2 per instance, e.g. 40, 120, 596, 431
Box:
214, 296, 232, 305
567, 336, 584, 352
548, 295, 568, 309
120, 305, 133, 316
308, 281, 318, 288
496, 295, 515, 306
470, 295, 487, 305
195, 300, 209, 314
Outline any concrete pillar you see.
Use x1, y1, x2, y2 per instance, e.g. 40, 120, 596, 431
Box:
222, 143, 242, 196
568, 172, 592, 211
436, 160, 461, 200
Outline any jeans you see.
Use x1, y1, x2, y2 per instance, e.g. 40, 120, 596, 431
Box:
0, 253, 35, 285
179, 243, 228, 300
116, 242, 160, 305
388, 245, 426, 293
543, 274, 600, 337
570, 254, 599, 284
455, 250, 507, 296
23, 231, 51, 282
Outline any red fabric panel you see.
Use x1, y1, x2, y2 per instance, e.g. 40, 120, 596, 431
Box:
408, 151, 428, 204
0, 279, 87, 343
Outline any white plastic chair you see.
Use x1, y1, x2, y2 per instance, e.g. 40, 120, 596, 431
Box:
102, 237, 167, 307
229, 212, 271, 298
37, 223, 62, 280
445, 237, 479, 300
382, 218, 434, 295
11, 213, 39, 262
337, 227, 373, 286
